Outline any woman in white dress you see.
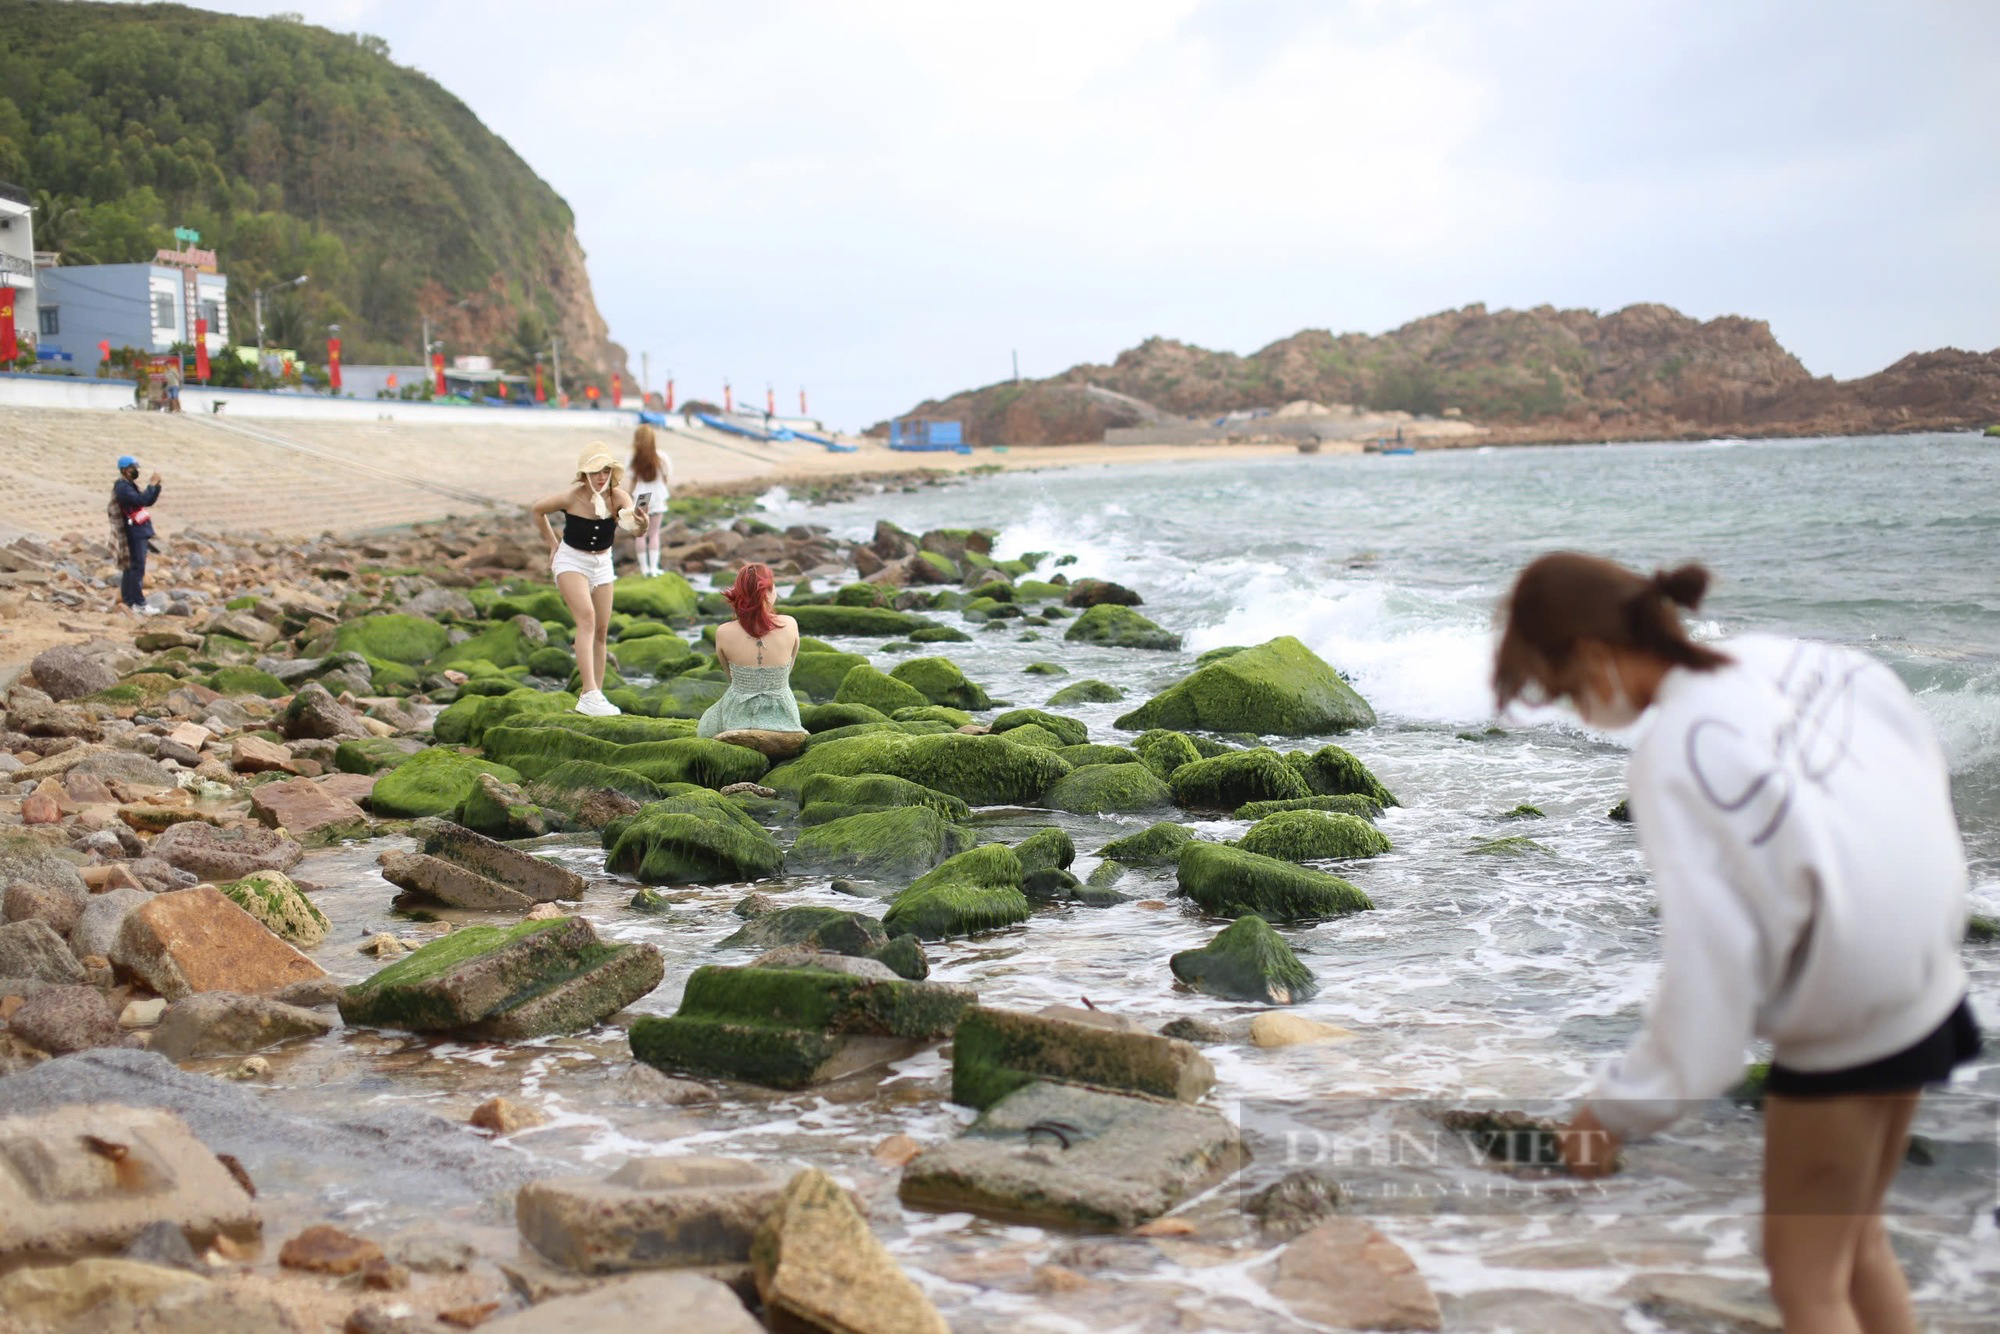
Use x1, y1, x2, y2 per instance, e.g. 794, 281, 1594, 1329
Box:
627, 424, 673, 577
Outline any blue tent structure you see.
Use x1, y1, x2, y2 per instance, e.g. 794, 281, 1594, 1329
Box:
889, 420, 970, 453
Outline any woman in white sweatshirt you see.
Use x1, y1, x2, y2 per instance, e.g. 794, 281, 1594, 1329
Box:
1493, 552, 1980, 1334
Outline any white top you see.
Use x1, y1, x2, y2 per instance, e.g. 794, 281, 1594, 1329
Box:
628, 457, 672, 510
1589, 634, 1969, 1139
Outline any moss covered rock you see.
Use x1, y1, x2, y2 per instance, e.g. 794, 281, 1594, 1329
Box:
1132, 729, 1204, 781
1169, 915, 1318, 1004
205, 665, 288, 698
1116, 636, 1374, 735
1284, 744, 1398, 808
778, 604, 935, 638
612, 572, 699, 621
801, 702, 891, 733
950, 1005, 1215, 1111
527, 760, 670, 804
992, 709, 1088, 748
1064, 604, 1181, 651
335, 614, 450, 667
834, 665, 931, 715
1055, 743, 1143, 769
799, 773, 971, 823
719, 906, 891, 955
790, 807, 975, 880
611, 633, 695, 676
1013, 826, 1076, 875
218, 869, 329, 949
1047, 678, 1126, 707
481, 724, 768, 789
790, 651, 870, 703
883, 844, 1030, 940
490, 587, 572, 625
334, 736, 424, 775
907, 625, 973, 644
1234, 794, 1384, 822
606, 676, 729, 720
1099, 821, 1197, 865
525, 646, 578, 679
432, 619, 542, 672
1168, 747, 1312, 810
603, 788, 786, 884
1044, 762, 1175, 815
1177, 842, 1372, 922
371, 748, 524, 818
892, 705, 972, 728
1022, 661, 1066, 676
770, 732, 1070, 807
890, 657, 993, 710
994, 722, 1065, 750
1237, 809, 1390, 862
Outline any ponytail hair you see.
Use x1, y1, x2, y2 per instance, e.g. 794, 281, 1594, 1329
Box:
1494, 552, 1729, 711
724, 562, 779, 639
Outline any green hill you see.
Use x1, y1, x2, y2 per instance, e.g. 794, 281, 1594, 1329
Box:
0, 0, 626, 379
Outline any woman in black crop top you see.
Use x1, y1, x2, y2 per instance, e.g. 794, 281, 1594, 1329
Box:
532, 444, 649, 717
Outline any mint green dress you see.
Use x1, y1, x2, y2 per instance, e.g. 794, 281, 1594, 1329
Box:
697, 662, 805, 737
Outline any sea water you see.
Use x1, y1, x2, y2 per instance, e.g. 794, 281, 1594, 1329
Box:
283, 433, 1996, 1330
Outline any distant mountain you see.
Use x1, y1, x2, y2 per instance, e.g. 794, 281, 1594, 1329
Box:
880, 303, 2000, 445
0, 0, 626, 380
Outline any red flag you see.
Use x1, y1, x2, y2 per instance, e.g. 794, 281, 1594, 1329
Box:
328, 338, 342, 392
724, 381, 733, 412
193, 318, 210, 382
533, 363, 546, 403
612, 373, 623, 408
766, 386, 775, 415
97, 339, 110, 364
498, 379, 509, 399
432, 353, 445, 396
387, 373, 398, 389
585, 384, 600, 401
800, 387, 808, 415
0, 288, 15, 362
665, 377, 674, 412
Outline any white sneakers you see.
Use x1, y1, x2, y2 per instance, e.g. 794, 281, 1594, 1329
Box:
575, 689, 622, 717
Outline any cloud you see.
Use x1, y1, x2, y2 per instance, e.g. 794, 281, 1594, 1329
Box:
187, 0, 2000, 425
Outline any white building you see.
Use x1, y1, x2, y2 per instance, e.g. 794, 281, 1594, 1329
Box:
0, 182, 38, 358
36, 244, 229, 375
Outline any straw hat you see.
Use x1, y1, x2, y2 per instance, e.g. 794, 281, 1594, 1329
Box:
576, 443, 618, 477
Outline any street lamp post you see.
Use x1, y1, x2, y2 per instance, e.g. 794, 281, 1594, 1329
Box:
254, 273, 309, 364
550, 336, 563, 403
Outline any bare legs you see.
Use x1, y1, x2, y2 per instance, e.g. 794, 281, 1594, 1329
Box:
589, 581, 614, 686
555, 571, 610, 696
637, 523, 661, 576
1762, 1091, 1921, 1334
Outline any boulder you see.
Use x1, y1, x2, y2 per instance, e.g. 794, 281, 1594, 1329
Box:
339, 915, 664, 1039
1044, 761, 1175, 814
602, 789, 785, 885
1263, 1218, 1442, 1331
4, 879, 87, 939
1249, 1013, 1354, 1047
517, 1156, 786, 1274
148, 822, 303, 881
0, 1104, 260, 1261
888, 656, 993, 710
71, 887, 151, 961
1063, 604, 1181, 650
229, 735, 299, 776
1046, 678, 1126, 707
882, 844, 1031, 941
0, 832, 91, 898
833, 665, 929, 715
1284, 743, 1399, 807
0, 918, 84, 983
951, 1004, 1215, 1109
777, 604, 936, 638
789, 807, 974, 881
279, 682, 370, 741
150, 992, 336, 1061
900, 1081, 1244, 1229
1170, 916, 1319, 1004
718, 906, 889, 956
333, 736, 425, 775
453, 771, 559, 838
369, 748, 523, 819
1237, 809, 1391, 862
70, 749, 178, 791
1098, 821, 1197, 865
753, 1168, 949, 1334
217, 870, 329, 949
1012, 826, 1075, 874
799, 702, 891, 734
1132, 729, 1205, 781
1234, 793, 1384, 822
414, 817, 585, 902
797, 772, 970, 823
1169, 747, 1313, 810
769, 731, 1070, 808
789, 651, 869, 703
111, 886, 326, 1000
1117, 636, 1376, 735
31, 644, 118, 701
1177, 843, 1373, 923
248, 777, 368, 841
992, 708, 1088, 747
483, 1272, 761, 1333
1062, 578, 1142, 608
9, 984, 124, 1054
629, 965, 975, 1089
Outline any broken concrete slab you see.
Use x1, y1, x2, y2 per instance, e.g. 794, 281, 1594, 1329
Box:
951, 1004, 1216, 1109
753, 1167, 949, 1334
413, 817, 586, 902
247, 776, 367, 840
516, 1156, 786, 1274
482, 1272, 761, 1333
379, 850, 534, 912
900, 1081, 1245, 1229
110, 886, 326, 1000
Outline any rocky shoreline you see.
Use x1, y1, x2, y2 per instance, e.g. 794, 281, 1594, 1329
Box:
0, 477, 1875, 1334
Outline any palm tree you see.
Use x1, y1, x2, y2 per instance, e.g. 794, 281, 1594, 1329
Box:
30, 190, 96, 264
502, 311, 549, 375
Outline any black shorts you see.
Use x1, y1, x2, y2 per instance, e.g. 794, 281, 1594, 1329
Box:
1766, 997, 1983, 1098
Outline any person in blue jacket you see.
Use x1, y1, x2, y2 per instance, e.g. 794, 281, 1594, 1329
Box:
112, 455, 163, 615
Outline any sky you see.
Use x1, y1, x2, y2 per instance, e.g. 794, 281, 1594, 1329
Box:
191, 0, 1998, 428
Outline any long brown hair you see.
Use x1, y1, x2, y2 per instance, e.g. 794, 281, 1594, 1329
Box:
1493, 552, 1730, 711
725, 562, 779, 639
629, 424, 663, 483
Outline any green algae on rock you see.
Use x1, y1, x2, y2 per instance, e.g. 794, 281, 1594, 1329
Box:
834, 665, 931, 716
1044, 762, 1175, 815
603, 788, 786, 884
1177, 842, 1373, 921
1233, 794, 1384, 822
628, 964, 976, 1088
432, 618, 543, 672
892, 705, 973, 728
480, 726, 768, 790
798, 772, 971, 823
883, 844, 1030, 940
949, 1005, 1215, 1111
612, 571, 699, 621
889, 657, 993, 710
907, 625, 973, 644
334, 736, 424, 775
1063, 604, 1182, 651
371, 748, 523, 818
204, 665, 289, 698
800, 702, 892, 733
719, 906, 891, 955
1116, 636, 1375, 735
1170, 915, 1319, 1004
335, 613, 450, 667
1099, 821, 1198, 865
1237, 809, 1391, 862
340, 915, 664, 1039
610, 633, 695, 676
778, 605, 936, 638
1054, 743, 1143, 769
991, 709, 1088, 748
432, 688, 579, 746
1168, 747, 1312, 810
1132, 729, 1204, 781
1012, 827, 1076, 875
1046, 678, 1126, 707
769, 732, 1070, 808
788, 651, 869, 703
1284, 744, 1399, 808
219, 869, 329, 949
789, 807, 975, 881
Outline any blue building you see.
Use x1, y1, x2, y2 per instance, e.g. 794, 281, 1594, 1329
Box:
36, 253, 229, 374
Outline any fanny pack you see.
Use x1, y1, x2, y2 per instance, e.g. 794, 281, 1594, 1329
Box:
125, 506, 151, 526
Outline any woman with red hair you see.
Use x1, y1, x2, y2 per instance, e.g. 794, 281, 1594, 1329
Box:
696, 563, 806, 746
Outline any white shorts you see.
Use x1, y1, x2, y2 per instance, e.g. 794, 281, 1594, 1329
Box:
551, 543, 615, 588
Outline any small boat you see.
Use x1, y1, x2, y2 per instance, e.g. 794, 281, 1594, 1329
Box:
1296, 438, 1321, 454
